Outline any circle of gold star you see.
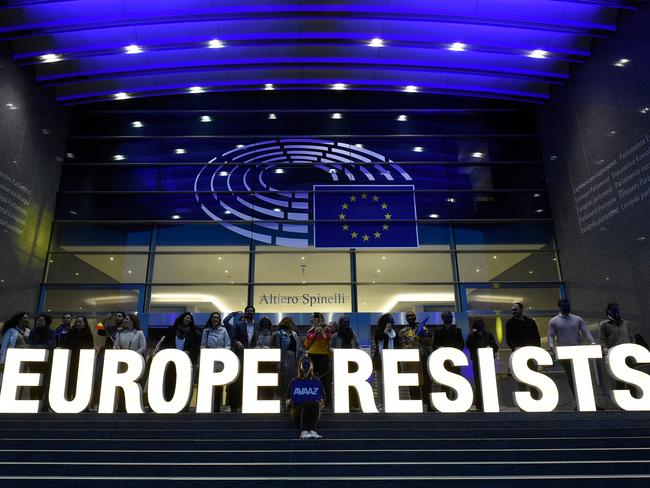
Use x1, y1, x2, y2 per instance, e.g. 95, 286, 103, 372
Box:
339, 193, 391, 242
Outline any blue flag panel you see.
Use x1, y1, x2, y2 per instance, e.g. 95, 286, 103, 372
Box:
313, 185, 419, 248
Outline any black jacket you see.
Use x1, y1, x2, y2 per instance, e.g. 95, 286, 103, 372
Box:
160, 327, 201, 366
232, 321, 260, 350
505, 316, 540, 350
433, 326, 464, 350
466, 331, 499, 363
63, 327, 94, 350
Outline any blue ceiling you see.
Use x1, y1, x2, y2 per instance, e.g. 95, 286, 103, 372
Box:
0, 0, 640, 105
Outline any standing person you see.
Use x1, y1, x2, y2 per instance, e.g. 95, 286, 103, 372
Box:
373, 313, 397, 409
26, 314, 55, 408
506, 303, 541, 351
159, 313, 201, 408
505, 302, 541, 399
63, 316, 95, 406
272, 317, 302, 409
432, 311, 465, 400
330, 315, 360, 410
54, 313, 72, 348
304, 312, 333, 410
287, 355, 324, 439
256, 317, 275, 400
599, 303, 636, 391
227, 305, 259, 412
465, 318, 498, 411
599, 303, 635, 355
201, 312, 231, 412
398, 311, 422, 402
0, 312, 30, 370
547, 299, 597, 403
114, 314, 146, 357
330, 315, 359, 349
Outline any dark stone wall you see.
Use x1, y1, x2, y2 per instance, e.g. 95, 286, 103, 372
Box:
0, 43, 67, 319
538, 5, 650, 335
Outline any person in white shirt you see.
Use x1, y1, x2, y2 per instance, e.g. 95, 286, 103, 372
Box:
113, 314, 146, 357
201, 312, 231, 412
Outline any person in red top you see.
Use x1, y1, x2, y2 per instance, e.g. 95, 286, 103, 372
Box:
303, 312, 332, 409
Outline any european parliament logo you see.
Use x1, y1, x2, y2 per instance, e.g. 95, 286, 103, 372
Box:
313, 185, 419, 248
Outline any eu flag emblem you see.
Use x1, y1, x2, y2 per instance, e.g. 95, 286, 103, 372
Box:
313, 185, 419, 248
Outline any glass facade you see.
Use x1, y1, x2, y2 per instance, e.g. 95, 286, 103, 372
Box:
41, 92, 564, 336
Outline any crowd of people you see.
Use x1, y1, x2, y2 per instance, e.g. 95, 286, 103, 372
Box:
0, 300, 644, 437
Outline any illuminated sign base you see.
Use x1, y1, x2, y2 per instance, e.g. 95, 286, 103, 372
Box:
0, 345, 648, 414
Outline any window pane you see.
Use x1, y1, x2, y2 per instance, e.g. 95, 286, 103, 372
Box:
254, 284, 352, 313
255, 250, 350, 284
43, 288, 140, 315
45, 253, 147, 283
455, 223, 555, 250
152, 250, 248, 284
457, 252, 560, 282
51, 224, 151, 251
149, 285, 248, 313
356, 249, 453, 283
155, 223, 254, 247
357, 284, 455, 313
465, 287, 562, 312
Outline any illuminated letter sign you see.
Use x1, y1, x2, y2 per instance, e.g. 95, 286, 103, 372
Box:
333, 349, 378, 413
241, 349, 280, 414
0, 349, 48, 413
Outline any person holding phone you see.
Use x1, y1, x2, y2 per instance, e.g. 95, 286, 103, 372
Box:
287, 355, 324, 439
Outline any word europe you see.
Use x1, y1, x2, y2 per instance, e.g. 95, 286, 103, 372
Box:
0, 345, 649, 414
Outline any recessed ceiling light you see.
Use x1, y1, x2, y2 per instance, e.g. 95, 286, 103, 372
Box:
449, 42, 466, 52
368, 37, 384, 48
109, 257, 114, 261
114, 92, 130, 100
475, 268, 480, 273
208, 39, 225, 49
413, 146, 424, 152
124, 44, 143, 55
446, 197, 456, 203
5, 103, 18, 110
39, 53, 62, 63
533, 193, 542, 198
268, 113, 277, 120
376, 269, 381, 273
301, 256, 305, 260
471, 152, 485, 158
641, 107, 649, 114
113, 154, 125, 161
174, 148, 186, 154
535, 209, 544, 213
492, 255, 497, 259
397, 114, 408, 122
219, 171, 228, 176
404, 85, 418, 93
264, 83, 275, 90
236, 144, 245, 148
637, 236, 646, 242
614, 58, 630, 67
332, 83, 347, 90
429, 213, 440, 218
274, 168, 284, 174
331, 112, 343, 119
200, 115, 212, 122
274, 208, 282, 212
224, 210, 232, 215
355, 143, 364, 148
171, 214, 181, 220
131, 120, 143, 128
189, 86, 204, 94
381, 256, 386, 260
127, 270, 132, 274
528, 49, 548, 59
